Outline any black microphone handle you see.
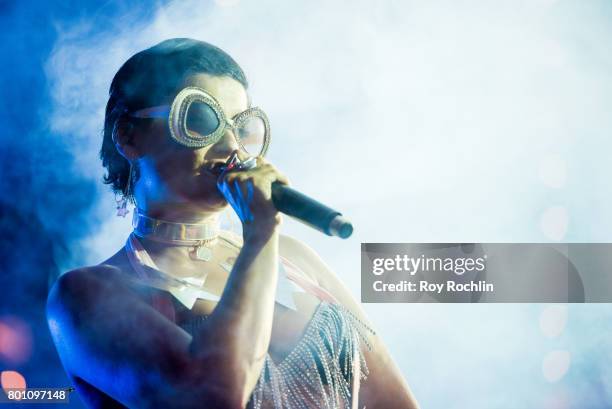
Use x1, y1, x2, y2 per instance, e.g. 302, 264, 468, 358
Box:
271, 182, 353, 239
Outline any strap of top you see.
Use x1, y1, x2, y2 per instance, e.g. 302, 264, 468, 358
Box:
124, 234, 177, 322
279, 256, 338, 304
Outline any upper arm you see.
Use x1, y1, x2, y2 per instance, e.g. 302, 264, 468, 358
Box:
46, 266, 218, 408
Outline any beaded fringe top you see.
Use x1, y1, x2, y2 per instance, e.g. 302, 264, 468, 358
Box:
179, 302, 375, 409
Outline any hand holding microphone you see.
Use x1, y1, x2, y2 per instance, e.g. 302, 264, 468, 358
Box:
216, 152, 288, 233
216, 152, 353, 239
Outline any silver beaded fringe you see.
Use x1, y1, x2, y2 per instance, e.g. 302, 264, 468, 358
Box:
248, 302, 375, 409
180, 302, 375, 409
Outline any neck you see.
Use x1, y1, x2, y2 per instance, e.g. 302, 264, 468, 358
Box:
131, 158, 227, 225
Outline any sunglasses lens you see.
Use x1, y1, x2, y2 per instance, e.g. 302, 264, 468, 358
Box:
237, 115, 267, 156
186, 101, 220, 137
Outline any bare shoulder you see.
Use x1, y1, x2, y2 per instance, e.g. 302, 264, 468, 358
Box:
47, 264, 130, 313
45, 264, 130, 377
278, 234, 329, 285
278, 234, 376, 327
278, 234, 348, 296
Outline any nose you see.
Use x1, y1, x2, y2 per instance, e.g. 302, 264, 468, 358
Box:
207, 128, 244, 159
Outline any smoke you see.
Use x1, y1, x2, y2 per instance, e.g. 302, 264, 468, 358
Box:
42, 0, 612, 407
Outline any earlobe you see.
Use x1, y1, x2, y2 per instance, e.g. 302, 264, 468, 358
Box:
114, 119, 140, 161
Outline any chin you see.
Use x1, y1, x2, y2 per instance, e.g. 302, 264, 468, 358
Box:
182, 174, 227, 208
194, 192, 227, 210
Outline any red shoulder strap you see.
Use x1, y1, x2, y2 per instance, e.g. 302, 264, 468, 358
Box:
280, 256, 340, 304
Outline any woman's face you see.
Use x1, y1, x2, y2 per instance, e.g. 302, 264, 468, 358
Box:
131, 73, 250, 212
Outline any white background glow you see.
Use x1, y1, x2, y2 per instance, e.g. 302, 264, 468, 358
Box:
46, 1, 612, 407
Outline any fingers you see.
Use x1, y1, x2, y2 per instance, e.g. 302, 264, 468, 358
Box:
221, 158, 289, 189
250, 157, 290, 186
233, 178, 254, 222
274, 172, 290, 186
216, 155, 289, 226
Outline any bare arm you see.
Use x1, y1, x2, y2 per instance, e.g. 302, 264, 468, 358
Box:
47, 265, 228, 408
191, 223, 280, 406
279, 235, 420, 409
47, 157, 288, 408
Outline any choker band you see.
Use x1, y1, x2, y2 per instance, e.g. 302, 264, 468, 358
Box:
132, 209, 220, 245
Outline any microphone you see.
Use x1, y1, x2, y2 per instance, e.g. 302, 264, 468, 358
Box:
271, 182, 353, 239
227, 155, 353, 239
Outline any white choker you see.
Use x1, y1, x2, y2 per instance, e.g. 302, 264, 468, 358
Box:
132, 210, 220, 261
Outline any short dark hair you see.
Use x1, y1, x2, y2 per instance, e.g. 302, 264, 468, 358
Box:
100, 38, 248, 201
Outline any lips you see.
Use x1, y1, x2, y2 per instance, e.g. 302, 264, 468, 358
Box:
202, 161, 228, 176
201, 151, 245, 177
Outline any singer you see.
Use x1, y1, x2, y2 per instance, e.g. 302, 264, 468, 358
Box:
46, 38, 418, 408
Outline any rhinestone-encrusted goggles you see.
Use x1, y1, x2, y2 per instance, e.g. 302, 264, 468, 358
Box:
129, 86, 270, 157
